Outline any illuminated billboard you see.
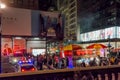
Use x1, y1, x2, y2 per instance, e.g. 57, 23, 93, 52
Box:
2, 7, 31, 36
2, 38, 12, 56
13, 38, 26, 54
80, 27, 118, 42
39, 11, 64, 40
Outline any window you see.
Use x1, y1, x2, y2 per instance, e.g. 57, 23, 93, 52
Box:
70, 8, 76, 13
70, 2, 75, 8
70, 14, 76, 19
70, 18, 76, 23
17, 0, 23, 5
70, 24, 76, 28
28, 0, 35, 7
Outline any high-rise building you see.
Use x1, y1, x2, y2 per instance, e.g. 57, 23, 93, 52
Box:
78, 0, 120, 48
58, 0, 120, 48
79, 0, 117, 33
57, 0, 78, 41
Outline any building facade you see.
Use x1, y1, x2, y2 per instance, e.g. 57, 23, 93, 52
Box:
1, 7, 46, 55
1, 7, 64, 55
78, 0, 120, 48
58, 0, 120, 48
79, 0, 117, 33
57, 0, 78, 41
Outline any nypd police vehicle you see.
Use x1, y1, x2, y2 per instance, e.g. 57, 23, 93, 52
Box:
15, 59, 37, 72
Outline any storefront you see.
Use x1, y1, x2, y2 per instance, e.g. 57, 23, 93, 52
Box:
2, 37, 46, 56
1, 7, 64, 57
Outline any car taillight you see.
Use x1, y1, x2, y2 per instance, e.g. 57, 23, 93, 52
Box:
31, 68, 35, 71
21, 69, 25, 72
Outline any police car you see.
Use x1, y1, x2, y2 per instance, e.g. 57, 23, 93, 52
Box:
15, 60, 37, 72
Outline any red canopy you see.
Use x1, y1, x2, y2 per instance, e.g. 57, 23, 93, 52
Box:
64, 50, 73, 56
76, 49, 86, 55
63, 44, 83, 56
63, 44, 82, 51
86, 43, 107, 49
72, 44, 83, 50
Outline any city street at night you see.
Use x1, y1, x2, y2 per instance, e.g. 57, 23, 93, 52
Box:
0, 0, 120, 80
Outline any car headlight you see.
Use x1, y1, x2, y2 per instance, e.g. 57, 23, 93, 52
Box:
13, 58, 18, 63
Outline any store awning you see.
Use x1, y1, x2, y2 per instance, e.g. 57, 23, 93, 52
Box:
86, 43, 107, 49
63, 44, 82, 51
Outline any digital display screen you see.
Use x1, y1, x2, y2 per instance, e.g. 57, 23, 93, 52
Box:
80, 27, 118, 42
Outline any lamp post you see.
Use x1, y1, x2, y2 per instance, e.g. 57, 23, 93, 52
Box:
0, 2, 6, 73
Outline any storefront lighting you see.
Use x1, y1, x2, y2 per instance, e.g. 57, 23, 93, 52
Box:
14, 37, 22, 39
56, 50, 59, 52
33, 38, 40, 40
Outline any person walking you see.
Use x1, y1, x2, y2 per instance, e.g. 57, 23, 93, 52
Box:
38, 54, 44, 70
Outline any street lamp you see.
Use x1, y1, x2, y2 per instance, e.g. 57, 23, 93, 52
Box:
0, 2, 6, 73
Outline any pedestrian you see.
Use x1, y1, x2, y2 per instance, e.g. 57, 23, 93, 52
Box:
54, 55, 59, 68
48, 56, 54, 69
38, 54, 44, 70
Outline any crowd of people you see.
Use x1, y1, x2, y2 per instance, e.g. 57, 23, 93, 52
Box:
33, 53, 120, 79
76, 54, 120, 68
29, 52, 120, 71
33, 54, 69, 70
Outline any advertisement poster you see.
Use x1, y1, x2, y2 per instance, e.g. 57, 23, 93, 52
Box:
39, 11, 64, 40
2, 38, 12, 56
105, 27, 113, 39
117, 27, 120, 38
13, 38, 26, 54
80, 27, 116, 42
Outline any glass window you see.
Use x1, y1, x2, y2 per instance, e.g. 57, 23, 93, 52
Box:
70, 18, 76, 23
70, 14, 76, 19
17, 0, 23, 5
70, 2, 75, 8
70, 8, 76, 13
